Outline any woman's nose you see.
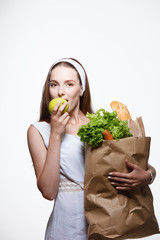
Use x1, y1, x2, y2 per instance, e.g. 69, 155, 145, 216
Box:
58, 85, 65, 97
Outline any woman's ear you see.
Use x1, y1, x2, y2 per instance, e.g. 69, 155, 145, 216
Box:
80, 86, 83, 96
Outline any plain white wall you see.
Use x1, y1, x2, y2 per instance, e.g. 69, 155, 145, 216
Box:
0, 0, 159, 239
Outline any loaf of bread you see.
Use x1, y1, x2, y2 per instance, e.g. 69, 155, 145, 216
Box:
110, 101, 132, 121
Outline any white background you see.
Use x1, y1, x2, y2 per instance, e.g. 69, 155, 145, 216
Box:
0, 0, 160, 239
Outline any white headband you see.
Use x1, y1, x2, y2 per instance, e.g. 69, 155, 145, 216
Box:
50, 58, 86, 93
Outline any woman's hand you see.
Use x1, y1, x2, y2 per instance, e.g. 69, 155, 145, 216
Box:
50, 101, 70, 137
108, 160, 151, 191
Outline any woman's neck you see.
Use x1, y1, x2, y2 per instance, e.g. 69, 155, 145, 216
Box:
68, 109, 82, 124
65, 110, 89, 135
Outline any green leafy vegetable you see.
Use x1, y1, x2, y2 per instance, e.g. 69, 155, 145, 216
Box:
77, 109, 133, 147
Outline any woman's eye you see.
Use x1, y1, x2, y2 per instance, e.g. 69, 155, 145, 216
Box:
50, 83, 57, 87
67, 83, 74, 86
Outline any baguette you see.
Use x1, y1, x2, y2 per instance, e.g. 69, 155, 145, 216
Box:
110, 101, 132, 121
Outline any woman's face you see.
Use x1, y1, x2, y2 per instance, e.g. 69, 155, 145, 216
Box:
49, 65, 83, 113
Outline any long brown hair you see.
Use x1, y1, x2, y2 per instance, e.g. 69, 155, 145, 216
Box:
39, 58, 94, 122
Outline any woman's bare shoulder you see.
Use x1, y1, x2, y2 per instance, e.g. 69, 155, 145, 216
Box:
27, 124, 47, 179
27, 124, 46, 152
27, 124, 39, 139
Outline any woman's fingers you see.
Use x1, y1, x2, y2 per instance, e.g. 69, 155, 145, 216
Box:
110, 180, 135, 187
125, 160, 137, 170
108, 174, 133, 183
108, 161, 137, 177
50, 101, 70, 137
108, 171, 131, 178
115, 186, 132, 191
57, 101, 69, 115
108, 160, 151, 191
50, 101, 62, 114
108, 160, 137, 190
51, 101, 68, 116
60, 111, 70, 124
51, 107, 70, 127
109, 176, 137, 191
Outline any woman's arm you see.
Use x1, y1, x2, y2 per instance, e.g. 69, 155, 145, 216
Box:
27, 101, 70, 200
108, 160, 156, 191
27, 125, 62, 200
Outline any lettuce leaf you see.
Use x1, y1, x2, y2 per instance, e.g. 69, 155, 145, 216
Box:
77, 109, 133, 147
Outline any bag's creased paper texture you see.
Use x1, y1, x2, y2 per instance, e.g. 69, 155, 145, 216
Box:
127, 116, 145, 137
84, 117, 159, 240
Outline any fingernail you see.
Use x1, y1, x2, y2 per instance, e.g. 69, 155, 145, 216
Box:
108, 172, 112, 175
108, 176, 111, 179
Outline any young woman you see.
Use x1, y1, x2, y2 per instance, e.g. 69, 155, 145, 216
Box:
27, 58, 156, 240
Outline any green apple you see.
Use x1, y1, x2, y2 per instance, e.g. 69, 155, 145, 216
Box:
48, 98, 69, 114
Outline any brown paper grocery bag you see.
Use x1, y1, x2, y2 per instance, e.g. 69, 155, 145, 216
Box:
127, 116, 145, 137
84, 137, 159, 240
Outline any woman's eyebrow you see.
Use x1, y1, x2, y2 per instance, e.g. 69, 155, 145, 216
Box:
50, 79, 58, 82
50, 79, 77, 82
64, 79, 77, 82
